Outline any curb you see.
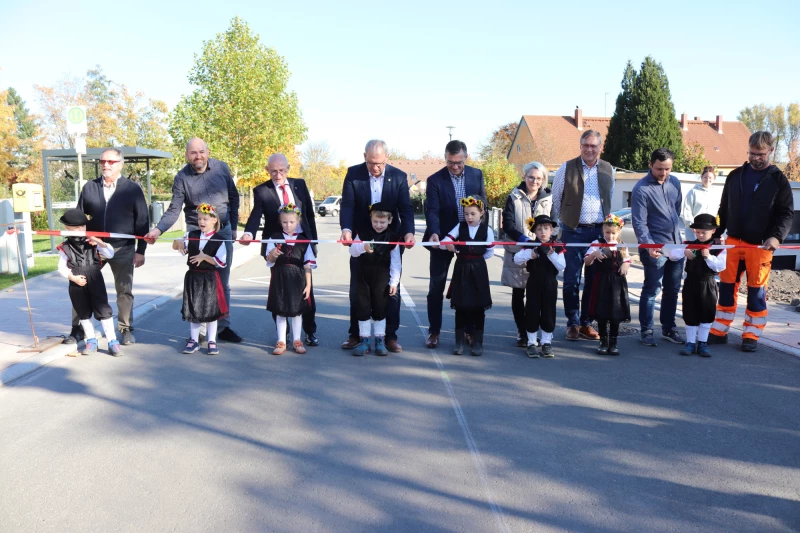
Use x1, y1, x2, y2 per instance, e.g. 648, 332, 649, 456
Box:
1, 244, 261, 387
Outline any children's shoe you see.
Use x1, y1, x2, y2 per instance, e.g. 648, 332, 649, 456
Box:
183, 339, 199, 354
541, 343, 554, 358
453, 329, 465, 355
207, 341, 219, 356
107, 339, 123, 357
471, 330, 484, 356
374, 337, 389, 356
680, 342, 696, 356
697, 341, 712, 358
526, 344, 540, 358
353, 337, 371, 356
607, 337, 620, 356
272, 341, 286, 355
293, 340, 307, 354
82, 338, 98, 355
515, 334, 527, 348
597, 336, 609, 355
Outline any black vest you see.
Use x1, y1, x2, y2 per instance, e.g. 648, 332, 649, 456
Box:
358, 227, 397, 268
59, 238, 102, 269
455, 222, 489, 258
186, 230, 225, 271
592, 237, 626, 273
269, 232, 309, 268
526, 237, 564, 276
685, 239, 721, 278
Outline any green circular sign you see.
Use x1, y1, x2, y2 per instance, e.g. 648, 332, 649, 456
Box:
67, 107, 85, 124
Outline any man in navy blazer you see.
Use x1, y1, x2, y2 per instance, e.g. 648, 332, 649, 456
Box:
340, 140, 415, 353
422, 140, 486, 348
242, 153, 319, 345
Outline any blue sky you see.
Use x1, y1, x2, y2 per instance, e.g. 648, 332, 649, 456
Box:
1, 0, 798, 165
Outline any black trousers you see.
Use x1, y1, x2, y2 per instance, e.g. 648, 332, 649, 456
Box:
455, 308, 485, 331
349, 256, 400, 340
597, 319, 620, 337
69, 267, 113, 321
512, 287, 526, 336
272, 278, 316, 334
525, 276, 557, 333
355, 264, 391, 322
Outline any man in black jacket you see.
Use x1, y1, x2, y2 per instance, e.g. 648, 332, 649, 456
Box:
709, 131, 794, 352
241, 153, 319, 345
65, 148, 150, 347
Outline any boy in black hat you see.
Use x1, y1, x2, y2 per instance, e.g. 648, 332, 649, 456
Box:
513, 214, 566, 358
348, 202, 402, 356
668, 213, 727, 357
56, 208, 122, 356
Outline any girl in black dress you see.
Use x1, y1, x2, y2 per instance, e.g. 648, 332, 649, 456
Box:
177, 203, 229, 356
441, 196, 495, 356
265, 204, 316, 355
584, 213, 631, 356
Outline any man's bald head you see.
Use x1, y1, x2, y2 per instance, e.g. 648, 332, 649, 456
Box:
185, 138, 209, 173
267, 153, 290, 185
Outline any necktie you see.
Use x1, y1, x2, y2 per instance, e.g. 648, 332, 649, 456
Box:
281, 184, 290, 205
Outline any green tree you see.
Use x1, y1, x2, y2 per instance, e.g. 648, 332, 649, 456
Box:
479, 121, 518, 160
675, 142, 712, 174
6, 87, 40, 180
0, 89, 20, 186
737, 104, 771, 133
601, 61, 636, 168
169, 17, 306, 180
473, 155, 519, 208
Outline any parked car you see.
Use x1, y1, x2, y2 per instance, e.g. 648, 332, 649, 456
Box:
317, 195, 342, 217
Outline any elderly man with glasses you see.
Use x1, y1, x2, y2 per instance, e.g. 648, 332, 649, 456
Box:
63, 148, 150, 349
421, 140, 486, 349
551, 130, 615, 342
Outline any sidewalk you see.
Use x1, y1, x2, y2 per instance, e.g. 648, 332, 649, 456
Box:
0, 241, 260, 385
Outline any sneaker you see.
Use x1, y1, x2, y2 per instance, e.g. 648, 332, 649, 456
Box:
353, 337, 371, 356
516, 334, 527, 348
272, 341, 286, 355
121, 329, 135, 345
63, 325, 84, 345
526, 344, 540, 358
374, 337, 389, 356
741, 338, 758, 352
679, 342, 696, 356
218, 327, 243, 343
108, 340, 123, 357
640, 331, 657, 347
293, 340, 307, 354
707, 334, 728, 345
81, 338, 98, 355
305, 333, 320, 346
540, 343, 554, 358
207, 341, 219, 356
662, 330, 685, 344
183, 339, 199, 354
697, 341, 712, 358
597, 337, 609, 355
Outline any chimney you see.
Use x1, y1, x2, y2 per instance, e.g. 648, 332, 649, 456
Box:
680, 113, 689, 131
715, 115, 723, 134
694, 116, 701, 121
575, 108, 583, 131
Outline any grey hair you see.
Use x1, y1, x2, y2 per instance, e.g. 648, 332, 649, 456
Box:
101, 147, 124, 163
580, 130, 602, 145
522, 161, 547, 178
365, 139, 388, 154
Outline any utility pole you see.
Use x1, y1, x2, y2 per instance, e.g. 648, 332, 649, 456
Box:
446, 126, 455, 141
604, 93, 610, 117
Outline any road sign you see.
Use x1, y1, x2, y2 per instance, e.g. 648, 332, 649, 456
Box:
74, 136, 87, 155
65, 105, 87, 134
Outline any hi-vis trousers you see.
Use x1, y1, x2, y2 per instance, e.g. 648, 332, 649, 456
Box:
710, 237, 773, 341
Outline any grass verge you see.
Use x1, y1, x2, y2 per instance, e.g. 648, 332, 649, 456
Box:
0, 255, 60, 291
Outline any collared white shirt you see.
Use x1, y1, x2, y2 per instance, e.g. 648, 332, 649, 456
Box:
440, 223, 496, 260
102, 178, 118, 202
264, 232, 317, 269
370, 172, 385, 204
275, 181, 296, 207
449, 172, 467, 221
182, 230, 228, 268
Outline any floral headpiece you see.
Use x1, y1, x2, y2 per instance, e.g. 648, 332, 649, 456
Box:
603, 213, 624, 227
460, 196, 485, 210
525, 217, 535, 231
278, 203, 302, 216
196, 203, 218, 217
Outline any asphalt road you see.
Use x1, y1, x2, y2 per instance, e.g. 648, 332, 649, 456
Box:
1, 217, 798, 533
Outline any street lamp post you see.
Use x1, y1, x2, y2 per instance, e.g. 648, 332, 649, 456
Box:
446, 126, 455, 141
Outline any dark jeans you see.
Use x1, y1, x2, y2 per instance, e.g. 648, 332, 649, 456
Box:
560, 224, 603, 327
71, 243, 135, 331
348, 256, 400, 341
216, 224, 234, 330
426, 248, 455, 335
512, 287, 526, 336
638, 250, 684, 334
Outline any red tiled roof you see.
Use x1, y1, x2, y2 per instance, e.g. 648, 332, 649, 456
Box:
516, 115, 611, 166
681, 120, 750, 167
389, 159, 446, 185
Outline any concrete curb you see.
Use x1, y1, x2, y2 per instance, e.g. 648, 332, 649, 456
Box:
1, 244, 261, 387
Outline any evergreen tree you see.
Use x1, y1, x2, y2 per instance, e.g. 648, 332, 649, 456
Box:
601, 61, 636, 168
6, 87, 38, 172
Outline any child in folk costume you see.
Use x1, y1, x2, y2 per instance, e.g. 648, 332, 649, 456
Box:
441, 196, 494, 356
513, 215, 566, 358
349, 203, 402, 357
265, 204, 316, 355
177, 203, 229, 356
56, 208, 121, 356
668, 213, 726, 357
584, 213, 632, 356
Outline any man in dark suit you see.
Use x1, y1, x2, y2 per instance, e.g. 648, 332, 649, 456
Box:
422, 140, 486, 348
340, 140, 415, 353
241, 153, 319, 345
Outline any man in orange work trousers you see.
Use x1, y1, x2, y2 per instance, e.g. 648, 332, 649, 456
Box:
710, 131, 794, 352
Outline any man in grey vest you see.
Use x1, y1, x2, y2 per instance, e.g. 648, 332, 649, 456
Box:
552, 130, 615, 341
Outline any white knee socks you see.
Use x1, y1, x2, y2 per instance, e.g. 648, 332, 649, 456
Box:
291, 316, 302, 342
358, 320, 371, 338
206, 321, 218, 343
276, 316, 287, 344
190, 322, 201, 342
80, 319, 117, 342
698, 323, 711, 343
527, 330, 538, 346
541, 331, 553, 345
685, 326, 698, 343
276, 316, 302, 343
373, 319, 386, 337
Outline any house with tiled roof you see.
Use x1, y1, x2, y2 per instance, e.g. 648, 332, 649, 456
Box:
507, 108, 751, 176
388, 158, 446, 194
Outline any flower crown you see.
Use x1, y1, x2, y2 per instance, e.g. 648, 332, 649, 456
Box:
196, 203, 218, 216
603, 213, 624, 227
460, 196, 484, 210
278, 203, 302, 216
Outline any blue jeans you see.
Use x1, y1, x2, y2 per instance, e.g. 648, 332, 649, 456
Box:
560, 224, 602, 327
216, 223, 234, 330
638, 250, 684, 334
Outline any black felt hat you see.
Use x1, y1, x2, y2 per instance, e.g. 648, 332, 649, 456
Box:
369, 202, 392, 214
689, 213, 718, 230
59, 208, 89, 226
532, 214, 556, 229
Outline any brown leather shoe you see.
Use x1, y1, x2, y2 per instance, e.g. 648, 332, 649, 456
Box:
385, 339, 402, 353
566, 325, 580, 341
579, 325, 600, 340
425, 333, 439, 348
341, 336, 360, 349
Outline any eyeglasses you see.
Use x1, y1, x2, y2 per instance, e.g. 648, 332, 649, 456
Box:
748, 151, 770, 158
367, 162, 386, 167
99, 159, 121, 165
446, 160, 466, 166
525, 175, 544, 181
269, 168, 289, 175
580, 144, 601, 150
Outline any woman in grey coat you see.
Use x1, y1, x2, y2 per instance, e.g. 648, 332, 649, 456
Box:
501, 162, 554, 347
